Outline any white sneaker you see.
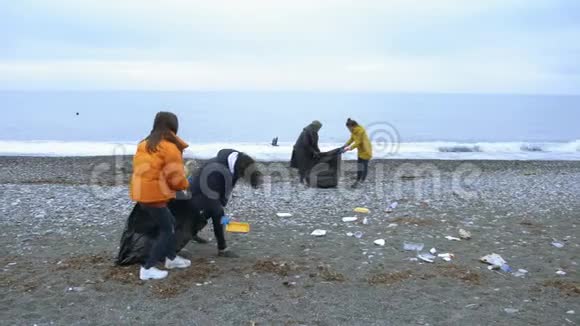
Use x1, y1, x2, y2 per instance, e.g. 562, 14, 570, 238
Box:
165, 256, 191, 269
140, 266, 168, 281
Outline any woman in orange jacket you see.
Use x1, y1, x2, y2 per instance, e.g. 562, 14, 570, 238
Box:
130, 112, 191, 280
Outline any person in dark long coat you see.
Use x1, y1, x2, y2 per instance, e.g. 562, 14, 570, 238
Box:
290, 120, 322, 185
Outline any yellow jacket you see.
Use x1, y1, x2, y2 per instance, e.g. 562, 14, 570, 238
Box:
346, 125, 373, 160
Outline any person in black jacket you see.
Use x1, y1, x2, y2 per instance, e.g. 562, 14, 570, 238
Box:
290, 120, 322, 185
116, 149, 262, 266
188, 149, 262, 257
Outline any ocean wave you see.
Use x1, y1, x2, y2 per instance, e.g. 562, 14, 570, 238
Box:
520, 144, 544, 152
1, 140, 580, 160
438, 145, 482, 153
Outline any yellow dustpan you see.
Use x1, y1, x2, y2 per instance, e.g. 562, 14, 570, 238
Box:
226, 221, 250, 233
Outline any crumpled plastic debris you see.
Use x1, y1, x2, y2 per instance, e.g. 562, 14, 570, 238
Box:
481, 253, 511, 272
459, 229, 472, 240
551, 242, 564, 248
386, 202, 398, 213
417, 253, 436, 263
403, 242, 425, 251
438, 253, 454, 262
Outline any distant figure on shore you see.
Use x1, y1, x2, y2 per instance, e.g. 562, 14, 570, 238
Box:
343, 118, 373, 188
291, 120, 322, 185
271, 136, 279, 147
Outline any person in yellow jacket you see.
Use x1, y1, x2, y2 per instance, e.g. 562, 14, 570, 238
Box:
343, 118, 373, 188
130, 111, 192, 281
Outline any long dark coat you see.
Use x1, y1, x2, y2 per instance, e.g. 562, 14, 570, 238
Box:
290, 125, 321, 178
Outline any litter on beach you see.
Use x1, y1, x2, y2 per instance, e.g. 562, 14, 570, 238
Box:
556, 270, 567, 276
404, 242, 425, 251
430, 248, 437, 255
354, 207, 371, 214
386, 202, 398, 213
354, 231, 363, 239
417, 253, 436, 263
480, 253, 506, 267
445, 236, 462, 241
513, 269, 528, 278
342, 217, 358, 222
481, 253, 512, 272
362, 217, 369, 225
459, 229, 472, 240
551, 242, 565, 248
437, 253, 454, 262
311, 229, 327, 237
226, 222, 250, 233
276, 213, 293, 218
374, 239, 386, 246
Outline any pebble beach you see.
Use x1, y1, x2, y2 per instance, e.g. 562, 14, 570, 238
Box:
1, 156, 579, 325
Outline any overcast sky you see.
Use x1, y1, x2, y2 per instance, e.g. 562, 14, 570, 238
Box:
1, 0, 579, 94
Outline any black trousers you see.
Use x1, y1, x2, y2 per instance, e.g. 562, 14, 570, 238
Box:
357, 158, 369, 182
192, 195, 228, 251
140, 204, 177, 269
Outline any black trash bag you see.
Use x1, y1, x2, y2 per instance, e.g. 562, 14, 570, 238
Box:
116, 200, 206, 266
309, 148, 342, 188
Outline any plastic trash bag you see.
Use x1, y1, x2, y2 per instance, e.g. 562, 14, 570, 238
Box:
116, 200, 206, 266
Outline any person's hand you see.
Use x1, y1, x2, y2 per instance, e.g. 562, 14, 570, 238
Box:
218, 249, 239, 258
344, 146, 353, 152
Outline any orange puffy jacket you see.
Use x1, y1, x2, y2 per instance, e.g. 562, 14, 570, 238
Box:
130, 135, 189, 204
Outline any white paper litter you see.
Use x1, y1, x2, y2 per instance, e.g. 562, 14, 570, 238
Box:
276, 213, 293, 218
311, 229, 327, 237
438, 253, 454, 262
374, 239, 386, 246
342, 217, 358, 222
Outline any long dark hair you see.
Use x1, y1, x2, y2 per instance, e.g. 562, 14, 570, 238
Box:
145, 111, 180, 153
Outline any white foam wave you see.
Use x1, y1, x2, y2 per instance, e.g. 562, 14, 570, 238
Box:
0, 140, 579, 161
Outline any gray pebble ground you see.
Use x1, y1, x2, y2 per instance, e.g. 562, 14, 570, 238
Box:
1, 157, 579, 325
